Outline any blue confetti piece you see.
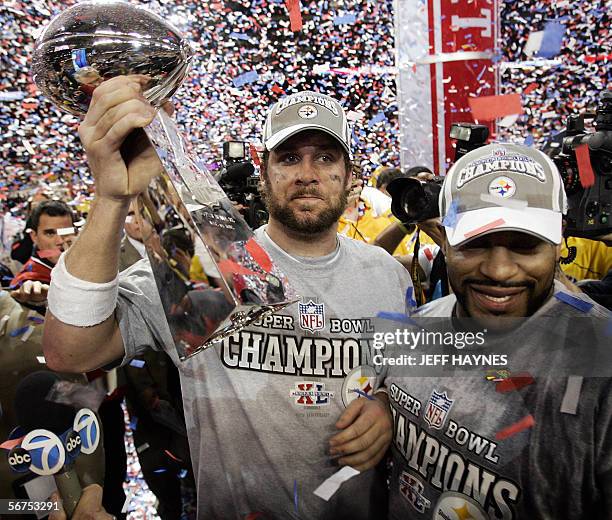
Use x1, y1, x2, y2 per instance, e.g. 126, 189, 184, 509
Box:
537, 21, 565, 59
129, 416, 138, 431
376, 311, 412, 323
523, 135, 535, 147
368, 112, 387, 128
476, 65, 487, 82
405, 287, 418, 312
554, 292, 593, 313
351, 388, 375, 400
178, 469, 188, 479
27, 316, 44, 324
333, 14, 356, 25
232, 70, 259, 88
229, 32, 250, 41
293, 479, 298, 514
129, 359, 146, 368
153, 468, 167, 474
442, 199, 459, 228
9, 326, 30, 337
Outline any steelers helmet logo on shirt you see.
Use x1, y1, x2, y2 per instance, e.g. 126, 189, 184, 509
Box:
433, 492, 488, 520
488, 176, 516, 198
341, 365, 377, 407
298, 104, 318, 119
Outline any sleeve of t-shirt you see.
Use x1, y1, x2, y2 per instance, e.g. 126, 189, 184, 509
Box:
596, 378, 612, 516
114, 258, 172, 366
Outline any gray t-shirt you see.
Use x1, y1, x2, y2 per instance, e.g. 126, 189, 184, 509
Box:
378, 283, 612, 519
116, 227, 413, 519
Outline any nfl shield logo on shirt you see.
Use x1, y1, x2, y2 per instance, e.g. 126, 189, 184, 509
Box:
424, 390, 454, 430
298, 300, 325, 332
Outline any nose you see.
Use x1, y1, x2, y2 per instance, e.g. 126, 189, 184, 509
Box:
478, 246, 520, 282
295, 157, 320, 186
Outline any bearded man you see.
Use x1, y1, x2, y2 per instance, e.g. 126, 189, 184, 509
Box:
44, 82, 413, 519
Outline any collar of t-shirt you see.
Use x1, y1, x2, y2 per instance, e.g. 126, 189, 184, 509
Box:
126, 234, 147, 259
256, 225, 341, 268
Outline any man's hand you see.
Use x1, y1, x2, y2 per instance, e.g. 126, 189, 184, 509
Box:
48, 484, 115, 520
328, 395, 393, 471
10, 280, 49, 305
78, 75, 163, 202
417, 217, 444, 247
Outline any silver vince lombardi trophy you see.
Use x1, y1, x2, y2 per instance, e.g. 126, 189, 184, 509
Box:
31, 1, 297, 360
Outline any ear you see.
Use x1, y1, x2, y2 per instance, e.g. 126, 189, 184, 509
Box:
344, 168, 353, 190
439, 225, 449, 256
29, 229, 38, 247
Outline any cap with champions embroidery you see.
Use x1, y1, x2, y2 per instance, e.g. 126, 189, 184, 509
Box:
263, 91, 351, 156
439, 143, 568, 247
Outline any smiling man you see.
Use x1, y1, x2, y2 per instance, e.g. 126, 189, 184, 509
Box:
43, 83, 413, 519
378, 144, 612, 519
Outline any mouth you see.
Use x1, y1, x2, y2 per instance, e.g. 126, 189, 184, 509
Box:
292, 195, 323, 201
469, 285, 527, 313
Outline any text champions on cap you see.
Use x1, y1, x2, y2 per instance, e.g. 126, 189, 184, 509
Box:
275, 93, 340, 117
456, 148, 547, 189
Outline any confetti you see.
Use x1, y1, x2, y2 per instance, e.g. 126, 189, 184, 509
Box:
495, 414, 535, 441
463, 218, 506, 240
468, 94, 523, 122
554, 292, 594, 313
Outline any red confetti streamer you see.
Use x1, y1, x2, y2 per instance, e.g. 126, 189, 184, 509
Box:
575, 143, 596, 188
468, 94, 523, 122
463, 218, 506, 239
0, 437, 24, 451
249, 144, 261, 167
524, 83, 539, 95
495, 414, 535, 441
496, 374, 535, 393
285, 0, 303, 32
585, 53, 612, 63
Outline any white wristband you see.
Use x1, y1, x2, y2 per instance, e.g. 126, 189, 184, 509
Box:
48, 253, 119, 327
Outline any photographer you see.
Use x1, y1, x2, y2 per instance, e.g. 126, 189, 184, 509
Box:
373, 167, 446, 304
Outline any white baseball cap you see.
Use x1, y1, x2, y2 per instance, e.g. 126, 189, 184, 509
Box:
439, 143, 568, 247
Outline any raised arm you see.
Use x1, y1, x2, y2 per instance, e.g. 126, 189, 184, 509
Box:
43, 75, 163, 373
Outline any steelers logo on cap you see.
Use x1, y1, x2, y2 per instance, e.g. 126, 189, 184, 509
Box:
298, 104, 318, 119
488, 176, 516, 198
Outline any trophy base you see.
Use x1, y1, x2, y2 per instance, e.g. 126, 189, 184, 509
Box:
176, 299, 299, 361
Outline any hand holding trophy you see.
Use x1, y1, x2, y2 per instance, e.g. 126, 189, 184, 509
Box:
32, 1, 297, 360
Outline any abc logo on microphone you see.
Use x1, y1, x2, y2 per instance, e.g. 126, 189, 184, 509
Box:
64, 429, 82, 463
5, 408, 100, 475
7, 446, 32, 473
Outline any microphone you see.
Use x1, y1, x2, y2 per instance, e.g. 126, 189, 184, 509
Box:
221, 161, 255, 184
10, 371, 100, 518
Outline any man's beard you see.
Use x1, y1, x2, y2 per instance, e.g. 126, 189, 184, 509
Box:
261, 179, 347, 235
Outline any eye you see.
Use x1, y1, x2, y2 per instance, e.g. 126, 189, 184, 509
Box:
44, 230, 57, 237
278, 153, 300, 164
318, 151, 339, 162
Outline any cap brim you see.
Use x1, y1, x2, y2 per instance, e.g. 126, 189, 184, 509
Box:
445, 207, 563, 247
264, 124, 351, 155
